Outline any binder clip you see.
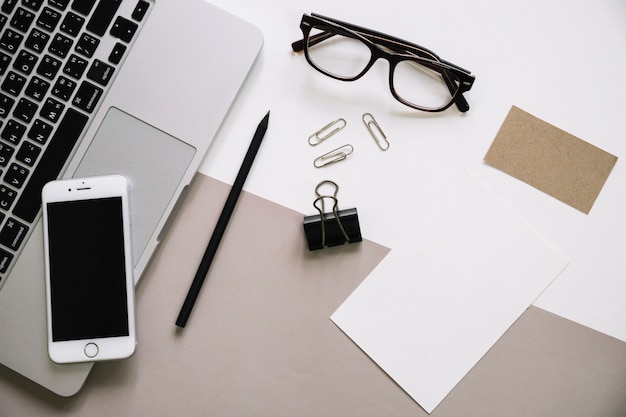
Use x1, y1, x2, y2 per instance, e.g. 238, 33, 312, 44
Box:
303, 180, 362, 251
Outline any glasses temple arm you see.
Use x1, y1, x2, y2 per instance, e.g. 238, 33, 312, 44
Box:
292, 31, 337, 52
445, 75, 470, 112
312, 13, 444, 59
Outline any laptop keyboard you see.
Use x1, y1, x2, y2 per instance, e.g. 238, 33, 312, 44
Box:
0, 0, 150, 285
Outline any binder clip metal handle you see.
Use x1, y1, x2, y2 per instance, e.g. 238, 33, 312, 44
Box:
303, 180, 362, 251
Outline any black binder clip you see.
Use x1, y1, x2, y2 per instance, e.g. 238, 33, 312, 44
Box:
303, 180, 362, 251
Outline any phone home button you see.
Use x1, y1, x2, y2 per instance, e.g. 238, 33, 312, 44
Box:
84, 343, 99, 358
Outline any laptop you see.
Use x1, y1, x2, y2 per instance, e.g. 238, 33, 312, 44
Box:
0, 0, 263, 396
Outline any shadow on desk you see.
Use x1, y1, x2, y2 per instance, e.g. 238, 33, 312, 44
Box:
1, 174, 626, 416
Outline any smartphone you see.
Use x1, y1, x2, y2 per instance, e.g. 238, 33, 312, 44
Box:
42, 175, 136, 364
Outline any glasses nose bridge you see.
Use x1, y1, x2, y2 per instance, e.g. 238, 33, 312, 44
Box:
363, 43, 409, 102
368, 42, 399, 72
365, 44, 398, 88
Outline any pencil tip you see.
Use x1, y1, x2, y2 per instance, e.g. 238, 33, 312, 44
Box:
260, 111, 270, 126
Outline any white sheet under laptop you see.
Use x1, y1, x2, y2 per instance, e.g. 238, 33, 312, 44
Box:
0, 0, 262, 396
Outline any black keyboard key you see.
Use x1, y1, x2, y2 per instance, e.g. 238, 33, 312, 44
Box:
13, 108, 88, 223
132, 1, 149, 21
1, 119, 26, 144
86, 0, 121, 36
75, 33, 99, 57
72, 80, 101, 113
51, 75, 76, 100
16, 141, 41, 166
24, 75, 49, 101
39, 97, 64, 122
110, 16, 137, 43
4, 163, 29, 188
0, 217, 28, 250
27, 118, 52, 143
13, 49, 38, 74
0, 51, 11, 75
1, 0, 18, 14
10, 7, 35, 32
87, 59, 113, 86
71, 0, 96, 15
13, 97, 38, 123
0, 185, 17, 208
0, 142, 14, 166
0, 184, 17, 208
25, 28, 49, 53
0, 29, 24, 53
60, 11, 84, 37
63, 53, 87, 78
0, 247, 14, 273
48, 33, 72, 57
48, 0, 70, 11
36, 54, 61, 79
108, 42, 125, 64
36, 7, 61, 31
0, 93, 14, 117
0, 14, 6, 32
22, 0, 44, 12
1, 71, 26, 95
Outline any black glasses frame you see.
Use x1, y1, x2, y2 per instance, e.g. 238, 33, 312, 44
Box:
292, 13, 475, 113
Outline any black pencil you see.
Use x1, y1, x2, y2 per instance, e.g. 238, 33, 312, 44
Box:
176, 111, 270, 328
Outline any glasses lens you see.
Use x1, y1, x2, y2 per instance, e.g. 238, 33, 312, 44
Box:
392, 59, 459, 110
306, 26, 372, 79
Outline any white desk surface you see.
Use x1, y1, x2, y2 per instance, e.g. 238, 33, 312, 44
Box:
201, 0, 626, 342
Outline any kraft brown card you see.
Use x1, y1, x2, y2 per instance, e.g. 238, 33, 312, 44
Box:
484, 106, 617, 214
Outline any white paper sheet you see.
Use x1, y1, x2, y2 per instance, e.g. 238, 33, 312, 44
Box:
331, 170, 569, 413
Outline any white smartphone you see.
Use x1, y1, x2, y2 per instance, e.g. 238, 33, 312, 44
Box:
42, 175, 136, 364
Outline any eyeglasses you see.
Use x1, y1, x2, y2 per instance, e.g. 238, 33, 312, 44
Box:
291, 13, 475, 113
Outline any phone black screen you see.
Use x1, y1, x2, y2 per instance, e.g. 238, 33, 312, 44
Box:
47, 197, 129, 342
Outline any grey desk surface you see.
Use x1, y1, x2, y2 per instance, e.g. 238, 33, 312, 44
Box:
2, 174, 625, 416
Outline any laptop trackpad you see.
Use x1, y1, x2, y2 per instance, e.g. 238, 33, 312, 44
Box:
74, 107, 196, 267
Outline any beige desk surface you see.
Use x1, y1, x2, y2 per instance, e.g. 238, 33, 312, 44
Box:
2, 174, 625, 416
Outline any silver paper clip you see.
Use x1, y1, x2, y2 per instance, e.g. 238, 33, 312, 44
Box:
362, 113, 389, 151
313, 144, 354, 168
308, 118, 347, 146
